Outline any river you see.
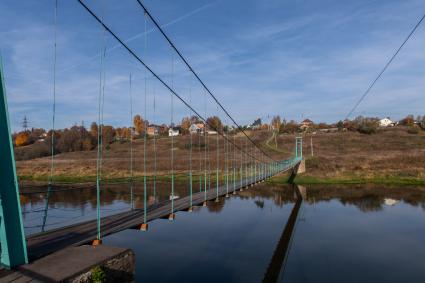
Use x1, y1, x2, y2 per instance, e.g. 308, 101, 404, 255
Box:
20, 183, 425, 282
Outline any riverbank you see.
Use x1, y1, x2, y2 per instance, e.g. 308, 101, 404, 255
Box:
15, 127, 425, 186
268, 174, 425, 186
267, 126, 425, 185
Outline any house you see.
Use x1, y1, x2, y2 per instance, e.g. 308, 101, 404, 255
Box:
379, 118, 395, 127
189, 122, 205, 134
384, 198, 399, 206
147, 125, 159, 136
37, 132, 47, 142
299, 119, 313, 131
168, 127, 180, 137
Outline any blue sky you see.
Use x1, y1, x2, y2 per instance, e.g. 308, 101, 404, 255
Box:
1, 0, 424, 131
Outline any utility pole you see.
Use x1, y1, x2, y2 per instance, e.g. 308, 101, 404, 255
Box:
310, 136, 314, 157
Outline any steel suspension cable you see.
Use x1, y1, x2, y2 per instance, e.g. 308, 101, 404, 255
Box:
188, 77, 193, 208
42, 0, 58, 232
135, 0, 276, 162
345, 12, 425, 119
233, 133, 236, 193
170, 49, 175, 219
76, 0, 263, 163
129, 74, 134, 210
95, 7, 107, 242
153, 80, 157, 201
225, 123, 229, 196
215, 106, 219, 201
143, 11, 148, 225
198, 122, 202, 193
203, 90, 207, 203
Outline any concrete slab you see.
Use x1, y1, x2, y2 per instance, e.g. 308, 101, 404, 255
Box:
17, 245, 134, 282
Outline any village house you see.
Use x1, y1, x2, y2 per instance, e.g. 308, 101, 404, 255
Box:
379, 117, 395, 127
189, 122, 205, 134
147, 125, 159, 136
207, 130, 217, 135
299, 119, 313, 131
168, 127, 181, 137
37, 132, 47, 142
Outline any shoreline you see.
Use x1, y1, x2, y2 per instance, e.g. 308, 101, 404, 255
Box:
267, 174, 425, 186
18, 172, 425, 187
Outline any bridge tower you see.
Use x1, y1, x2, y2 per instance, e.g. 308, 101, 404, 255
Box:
295, 136, 303, 159
0, 58, 28, 267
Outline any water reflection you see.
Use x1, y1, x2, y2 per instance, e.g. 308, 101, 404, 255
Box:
19, 181, 295, 235
103, 183, 296, 283
303, 185, 425, 212
20, 183, 425, 282
282, 185, 425, 283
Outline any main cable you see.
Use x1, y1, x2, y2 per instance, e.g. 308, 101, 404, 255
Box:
345, 13, 425, 119
135, 0, 276, 162
76, 0, 265, 163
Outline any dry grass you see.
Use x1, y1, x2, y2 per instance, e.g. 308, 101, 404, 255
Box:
286, 127, 425, 181
16, 131, 286, 183
16, 127, 425, 184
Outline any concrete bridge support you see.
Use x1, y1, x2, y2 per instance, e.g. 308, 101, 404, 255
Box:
287, 159, 306, 184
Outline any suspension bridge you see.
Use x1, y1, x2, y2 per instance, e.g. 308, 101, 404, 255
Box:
0, 1, 305, 281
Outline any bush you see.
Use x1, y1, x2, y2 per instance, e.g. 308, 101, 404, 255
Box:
91, 266, 106, 283
15, 132, 30, 146
358, 124, 377, 134
407, 125, 420, 134
14, 142, 50, 161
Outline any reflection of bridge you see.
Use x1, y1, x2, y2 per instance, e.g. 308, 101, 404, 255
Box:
262, 185, 304, 283
0, 1, 305, 274
26, 158, 301, 261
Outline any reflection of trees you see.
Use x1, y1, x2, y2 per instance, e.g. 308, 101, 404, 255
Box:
20, 181, 297, 215
236, 185, 295, 207
255, 200, 265, 209
305, 185, 425, 213
340, 195, 383, 212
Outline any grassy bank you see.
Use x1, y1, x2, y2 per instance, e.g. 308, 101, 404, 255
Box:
18, 172, 245, 185
268, 174, 425, 186
16, 127, 425, 186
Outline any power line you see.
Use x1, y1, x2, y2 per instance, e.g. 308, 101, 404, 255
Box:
76, 0, 267, 163
345, 13, 425, 120
135, 0, 276, 162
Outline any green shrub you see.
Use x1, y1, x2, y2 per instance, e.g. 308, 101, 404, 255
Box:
91, 266, 106, 283
358, 124, 377, 134
407, 125, 420, 134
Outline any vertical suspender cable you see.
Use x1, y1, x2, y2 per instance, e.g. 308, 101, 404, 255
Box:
188, 77, 193, 208
240, 134, 243, 189
215, 106, 219, 200
95, 1, 107, 241
42, 0, 58, 232
244, 139, 248, 185
170, 49, 175, 217
143, 11, 148, 225
153, 81, 157, 201
233, 133, 236, 192
203, 91, 207, 202
225, 121, 228, 195
129, 74, 134, 210
198, 122, 202, 193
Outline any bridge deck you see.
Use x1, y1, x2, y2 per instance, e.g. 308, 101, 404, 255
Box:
26, 167, 295, 261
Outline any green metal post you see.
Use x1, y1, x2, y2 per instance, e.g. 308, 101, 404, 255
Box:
295, 137, 298, 158
0, 59, 28, 267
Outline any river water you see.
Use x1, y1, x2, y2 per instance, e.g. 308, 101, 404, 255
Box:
20, 183, 425, 282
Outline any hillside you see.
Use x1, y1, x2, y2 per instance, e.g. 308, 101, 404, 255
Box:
15, 127, 425, 185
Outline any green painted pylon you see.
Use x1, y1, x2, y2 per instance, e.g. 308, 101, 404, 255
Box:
0, 57, 28, 268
